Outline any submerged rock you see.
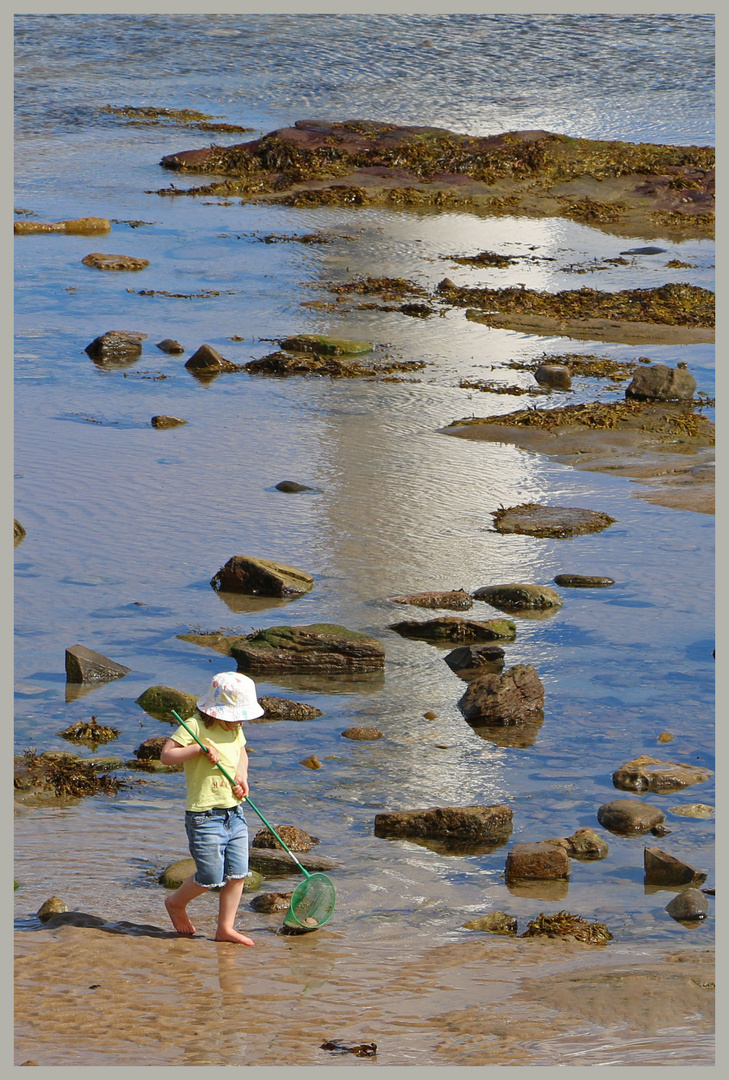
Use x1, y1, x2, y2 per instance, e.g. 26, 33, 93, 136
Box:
135, 685, 198, 723
160, 858, 263, 891
278, 333, 373, 356
505, 843, 571, 882
81, 252, 150, 271
389, 589, 473, 610
374, 804, 513, 843
321, 1040, 377, 1058
388, 616, 516, 642
472, 583, 563, 611
341, 726, 383, 740
665, 888, 709, 922
492, 503, 616, 538
444, 643, 506, 676
626, 363, 697, 401
275, 480, 317, 492
15, 216, 111, 234
211, 555, 314, 598
65, 644, 132, 684
553, 573, 615, 588
668, 803, 714, 818
458, 664, 544, 726
644, 847, 707, 887
231, 624, 385, 674
151, 415, 187, 428
597, 798, 666, 835
612, 755, 713, 793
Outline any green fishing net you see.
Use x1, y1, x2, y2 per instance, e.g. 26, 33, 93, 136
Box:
283, 872, 337, 930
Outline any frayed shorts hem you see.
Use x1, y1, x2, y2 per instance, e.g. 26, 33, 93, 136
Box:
193, 873, 248, 888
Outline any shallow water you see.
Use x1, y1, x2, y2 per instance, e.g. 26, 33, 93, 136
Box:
14, 13, 714, 1067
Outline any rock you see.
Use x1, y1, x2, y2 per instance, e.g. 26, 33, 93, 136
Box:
597, 798, 666, 835
389, 589, 473, 610
300, 755, 322, 770
492, 504, 616, 538
210, 555, 314, 597
388, 616, 516, 642
185, 344, 240, 374
472, 583, 563, 611
279, 334, 373, 356
658, 732, 675, 743
612, 755, 713, 793
444, 644, 506, 675
133, 736, 168, 761
553, 574, 615, 588
252, 826, 318, 852
275, 480, 316, 492
135, 685, 198, 723
231, 624, 385, 674
14, 519, 26, 544
400, 303, 435, 317
505, 843, 570, 882
374, 804, 513, 844
423, 711, 437, 720
14, 216, 111, 234
257, 696, 323, 721
81, 252, 150, 271
341, 726, 383, 740
462, 911, 518, 935
625, 364, 697, 401
644, 847, 707, 887
37, 896, 68, 922
668, 803, 714, 818
156, 339, 185, 353
534, 363, 572, 390
620, 246, 667, 255
151, 415, 187, 428
562, 827, 609, 861
159, 859, 262, 891
85, 330, 146, 362
458, 664, 544, 726
470, 719, 544, 749
65, 644, 132, 684
650, 823, 672, 837
520, 911, 613, 944
665, 888, 709, 922
321, 1040, 377, 1058
247, 847, 335, 876
250, 891, 293, 913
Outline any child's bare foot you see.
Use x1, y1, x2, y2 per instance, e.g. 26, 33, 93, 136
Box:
165, 896, 196, 935
215, 928, 255, 945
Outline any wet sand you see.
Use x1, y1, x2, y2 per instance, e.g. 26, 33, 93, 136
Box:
14, 923, 714, 1067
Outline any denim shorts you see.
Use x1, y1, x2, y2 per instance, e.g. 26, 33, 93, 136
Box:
184, 805, 249, 888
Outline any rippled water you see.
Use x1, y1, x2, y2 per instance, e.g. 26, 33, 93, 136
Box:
14, 13, 714, 1067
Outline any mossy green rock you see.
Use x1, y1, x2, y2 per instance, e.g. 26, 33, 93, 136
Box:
279, 334, 373, 357
136, 685, 198, 724
388, 616, 516, 642
472, 584, 563, 611
231, 623, 385, 673
160, 858, 263, 891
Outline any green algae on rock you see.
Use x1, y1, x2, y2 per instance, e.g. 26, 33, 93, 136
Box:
278, 334, 373, 356
135, 685, 198, 723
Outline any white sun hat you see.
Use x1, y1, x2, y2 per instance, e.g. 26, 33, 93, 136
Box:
197, 671, 264, 722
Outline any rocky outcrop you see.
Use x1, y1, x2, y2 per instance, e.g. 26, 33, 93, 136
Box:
553, 574, 615, 588
388, 616, 516, 642
626, 363, 697, 401
374, 804, 513, 843
505, 842, 571, 882
81, 252, 150, 271
492, 503, 616, 538
252, 826, 318, 852
472, 583, 563, 611
151, 415, 187, 428
65, 644, 132, 684
257, 696, 323, 721
341, 726, 383, 740
15, 216, 111, 234
211, 555, 314, 597
85, 330, 146, 363
231, 624, 385, 674
135, 685, 198, 723
389, 589, 472, 610
612, 755, 712, 793
643, 847, 707, 887
596, 798, 666, 835
458, 664, 544, 726
665, 888, 709, 922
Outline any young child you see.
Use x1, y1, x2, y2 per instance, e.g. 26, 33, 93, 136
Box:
160, 670, 264, 945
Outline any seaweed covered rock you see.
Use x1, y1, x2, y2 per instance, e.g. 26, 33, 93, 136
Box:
463, 911, 518, 935
388, 616, 516, 642
136, 685, 198, 723
14, 750, 126, 801
56, 717, 120, 746
231, 624, 385, 674
520, 911, 613, 944
458, 664, 544, 726
626, 363, 697, 401
472, 583, 563, 611
210, 555, 314, 598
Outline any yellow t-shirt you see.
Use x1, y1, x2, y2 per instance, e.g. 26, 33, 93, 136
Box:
170, 712, 246, 811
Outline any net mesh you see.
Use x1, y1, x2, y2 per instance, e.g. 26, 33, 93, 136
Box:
284, 872, 336, 929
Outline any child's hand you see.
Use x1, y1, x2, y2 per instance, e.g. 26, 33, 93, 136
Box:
203, 743, 220, 765
232, 778, 249, 799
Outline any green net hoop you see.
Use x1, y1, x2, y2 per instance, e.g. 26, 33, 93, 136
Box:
283, 872, 337, 930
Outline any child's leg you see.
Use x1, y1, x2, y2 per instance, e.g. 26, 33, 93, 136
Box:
215, 877, 254, 945
165, 874, 208, 934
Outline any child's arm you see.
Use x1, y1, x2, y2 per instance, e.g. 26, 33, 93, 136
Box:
160, 738, 207, 765
232, 746, 250, 800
